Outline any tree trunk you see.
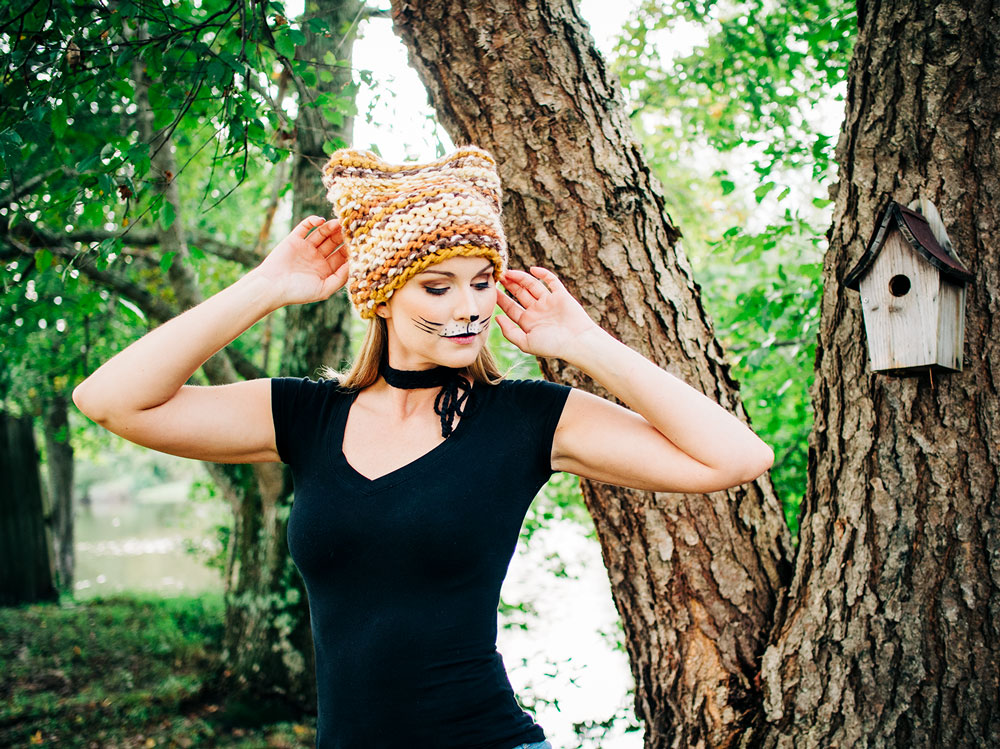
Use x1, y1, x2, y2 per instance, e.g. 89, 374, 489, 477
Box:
0, 411, 57, 606
283, 0, 359, 378
759, 1, 1000, 746
390, 2, 793, 746
42, 395, 74, 592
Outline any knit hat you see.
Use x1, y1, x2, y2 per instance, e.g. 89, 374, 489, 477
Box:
322, 146, 508, 318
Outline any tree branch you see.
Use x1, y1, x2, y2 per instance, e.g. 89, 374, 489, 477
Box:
50, 227, 260, 268
6, 233, 267, 380
0, 167, 70, 207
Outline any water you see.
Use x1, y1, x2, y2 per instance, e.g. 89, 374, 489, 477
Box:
74, 477, 227, 597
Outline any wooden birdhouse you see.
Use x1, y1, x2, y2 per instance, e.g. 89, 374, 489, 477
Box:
843, 200, 973, 373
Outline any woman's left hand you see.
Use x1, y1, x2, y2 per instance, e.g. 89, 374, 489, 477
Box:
495, 267, 600, 359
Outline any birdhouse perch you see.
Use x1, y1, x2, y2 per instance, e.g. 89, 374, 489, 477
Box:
843, 200, 973, 374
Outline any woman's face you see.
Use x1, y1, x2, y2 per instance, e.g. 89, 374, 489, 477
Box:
378, 255, 497, 370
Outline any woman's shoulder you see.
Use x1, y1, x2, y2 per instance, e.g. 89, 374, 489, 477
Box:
481, 376, 572, 413
271, 375, 353, 408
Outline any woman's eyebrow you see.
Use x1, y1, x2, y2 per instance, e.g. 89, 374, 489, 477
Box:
417, 263, 494, 278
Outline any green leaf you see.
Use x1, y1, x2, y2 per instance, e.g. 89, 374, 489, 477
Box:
323, 138, 347, 154
189, 245, 205, 260
118, 297, 146, 322
720, 179, 736, 195
754, 181, 776, 202
275, 33, 295, 59
306, 17, 330, 33
812, 197, 833, 208
159, 252, 176, 272
35, 249, 53, 273
160, 201, 176, 230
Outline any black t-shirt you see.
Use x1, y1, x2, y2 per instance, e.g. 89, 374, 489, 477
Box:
271, 376, 571, 749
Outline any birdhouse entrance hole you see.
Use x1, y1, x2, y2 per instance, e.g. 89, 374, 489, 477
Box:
889, 275, 911, 297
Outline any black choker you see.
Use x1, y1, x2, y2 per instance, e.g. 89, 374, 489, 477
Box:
379, 358, 472, 438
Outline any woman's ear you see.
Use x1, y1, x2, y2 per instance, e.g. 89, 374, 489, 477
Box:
375, 303, 390, 319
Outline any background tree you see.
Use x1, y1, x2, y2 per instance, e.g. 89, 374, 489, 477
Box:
391, 1, 793, 744
0, 409, 57, 605
0, 0, 365, 708
758, 0, 1000, 744
391, 0, 999, 746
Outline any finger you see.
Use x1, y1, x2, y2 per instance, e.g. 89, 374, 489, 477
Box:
530, 266, 567, 294
495, 286, 525, 323
308, 219, 342, 248
505, 268, 549, 301
494, 314, 528, 350
319, 263, 351, 298
325, 243, 348, 274
501, 272, 540, 309
323, 240, 347, 260
292, 215, 326, 239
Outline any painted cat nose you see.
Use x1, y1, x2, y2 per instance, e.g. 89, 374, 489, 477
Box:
469, 314, 480, 322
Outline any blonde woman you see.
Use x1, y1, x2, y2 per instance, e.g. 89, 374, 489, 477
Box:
74, 147, 773, 749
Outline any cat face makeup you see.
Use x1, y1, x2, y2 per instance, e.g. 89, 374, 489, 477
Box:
379, 256, 498, 370
412, 317, 492, 338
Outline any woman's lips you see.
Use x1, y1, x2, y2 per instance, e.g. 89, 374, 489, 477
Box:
444, 333, 478, 344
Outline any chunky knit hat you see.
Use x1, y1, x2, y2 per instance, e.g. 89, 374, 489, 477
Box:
322, 146, 508, 318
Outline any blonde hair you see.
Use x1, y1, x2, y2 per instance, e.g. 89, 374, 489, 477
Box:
325, 316, 504, 389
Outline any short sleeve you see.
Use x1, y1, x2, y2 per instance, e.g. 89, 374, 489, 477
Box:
498, 378, 572, 475
271, 377, 341, 466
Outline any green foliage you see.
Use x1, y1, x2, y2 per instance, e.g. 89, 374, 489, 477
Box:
0, 0, 361, 414
612, 0, 855, 536
697, 212, 822, 536
616, 0, 855, 178
0, 594, 318, 746
0, 594, 220, 744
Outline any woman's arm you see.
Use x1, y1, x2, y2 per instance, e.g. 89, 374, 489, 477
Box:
72, 216, 348, 463
495, 267, 774, 493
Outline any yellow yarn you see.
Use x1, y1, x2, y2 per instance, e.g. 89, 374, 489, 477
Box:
322, 146, 508, 318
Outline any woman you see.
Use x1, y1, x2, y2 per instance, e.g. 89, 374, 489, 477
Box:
73, 146, 773, 749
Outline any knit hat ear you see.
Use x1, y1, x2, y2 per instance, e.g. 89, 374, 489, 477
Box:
322, 146, 508, 318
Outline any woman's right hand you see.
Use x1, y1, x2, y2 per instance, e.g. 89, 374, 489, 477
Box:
252, 216, 350, 306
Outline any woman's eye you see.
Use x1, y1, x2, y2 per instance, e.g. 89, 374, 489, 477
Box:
473, 281, 491, 290
424, 287, 448, 296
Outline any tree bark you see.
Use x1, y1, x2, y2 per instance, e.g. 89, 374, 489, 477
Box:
42, 395, 74, 592
759, 1, 1000, 746
0, 411, 57, 606
283, 0, 359, 378
390, 2, 793, 746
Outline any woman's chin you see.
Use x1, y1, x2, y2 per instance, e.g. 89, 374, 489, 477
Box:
436, 336, 485, 367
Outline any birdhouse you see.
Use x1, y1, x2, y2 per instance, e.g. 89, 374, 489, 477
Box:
843, 200, 973, 373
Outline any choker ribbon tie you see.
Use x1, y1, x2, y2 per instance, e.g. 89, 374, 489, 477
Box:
379, 357, 472, 438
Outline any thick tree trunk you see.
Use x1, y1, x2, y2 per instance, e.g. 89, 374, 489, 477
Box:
0, 411, 57, 605
390, 2, 793, 746
759, 1, 1000, 746
42, 395, 74, 592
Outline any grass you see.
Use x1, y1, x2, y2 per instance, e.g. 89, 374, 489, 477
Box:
0, 593, 316, 748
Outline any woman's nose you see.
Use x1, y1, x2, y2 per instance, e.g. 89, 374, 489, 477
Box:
455, 288, 479, 320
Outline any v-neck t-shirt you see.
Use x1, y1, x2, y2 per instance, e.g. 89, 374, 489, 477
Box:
271, 376, 571, 749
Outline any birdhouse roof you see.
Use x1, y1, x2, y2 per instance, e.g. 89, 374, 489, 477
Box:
843, 201, 973, 290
